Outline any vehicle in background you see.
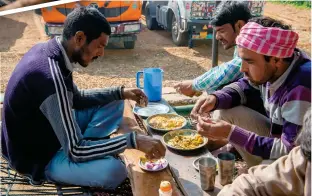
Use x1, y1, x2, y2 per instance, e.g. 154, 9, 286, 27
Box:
143, 0, 265, 48
37, 1, 143, 49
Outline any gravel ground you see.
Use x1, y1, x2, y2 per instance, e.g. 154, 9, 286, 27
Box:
0, 3, 310, 93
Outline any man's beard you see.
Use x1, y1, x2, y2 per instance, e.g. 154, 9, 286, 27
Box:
245, 63, 277, 86
72, 47, 98, 67
246, 75, 265, 86
72, 47, 88, 67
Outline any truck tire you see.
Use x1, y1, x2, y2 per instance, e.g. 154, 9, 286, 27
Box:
145, 5, 158, 30
124, 41, 135, 49
171, 15, 188, 46
146, 16, 159, 30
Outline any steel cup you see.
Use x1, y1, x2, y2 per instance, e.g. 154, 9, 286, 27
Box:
217, 152, 235, 186
198, 157, 217, 191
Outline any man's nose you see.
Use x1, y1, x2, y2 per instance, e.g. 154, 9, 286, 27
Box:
240, 61, 248, 73
216, 32, 221, 40
97, 48, 104, 57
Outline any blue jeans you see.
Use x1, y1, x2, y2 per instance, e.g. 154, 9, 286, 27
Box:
45, 100, 127, 189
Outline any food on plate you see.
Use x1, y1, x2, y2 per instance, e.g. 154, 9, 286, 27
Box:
149, 115, 185, 130
167, 133, 204, 149
140, 157, 167, 171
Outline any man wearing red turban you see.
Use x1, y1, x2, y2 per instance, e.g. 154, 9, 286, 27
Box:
192, 16, 311, 167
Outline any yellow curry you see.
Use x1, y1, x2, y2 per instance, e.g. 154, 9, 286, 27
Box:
168, 134, 204, 149
149, 115, 185, 130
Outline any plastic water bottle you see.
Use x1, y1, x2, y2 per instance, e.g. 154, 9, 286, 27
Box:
159, 181, 173, 196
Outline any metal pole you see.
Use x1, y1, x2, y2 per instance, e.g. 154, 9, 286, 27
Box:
212, 27, 218, 67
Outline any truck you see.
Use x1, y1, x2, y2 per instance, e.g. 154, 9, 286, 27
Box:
143, 0, 265, 48
38, 1, 143, 49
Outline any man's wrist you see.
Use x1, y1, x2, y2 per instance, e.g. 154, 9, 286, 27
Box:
226, 125, 235, 141
132, 131, 138, 149
192, 79, 200, 91
120, 85, 125, 100
210, 94, 219, 111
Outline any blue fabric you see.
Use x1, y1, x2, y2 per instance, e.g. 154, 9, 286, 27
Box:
75, 100, 124, 138
45, 100, 128, 189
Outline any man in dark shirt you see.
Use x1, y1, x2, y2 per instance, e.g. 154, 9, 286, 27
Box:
1, 6, 166, 188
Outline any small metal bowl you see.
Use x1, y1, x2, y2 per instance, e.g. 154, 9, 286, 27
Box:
138, 158, 169, 172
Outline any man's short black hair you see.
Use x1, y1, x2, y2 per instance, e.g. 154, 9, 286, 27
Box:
248, 16, 292, 30
211, 1, 251, 27
62, 6, 111, 44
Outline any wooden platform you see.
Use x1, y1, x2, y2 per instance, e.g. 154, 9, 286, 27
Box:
114, 100, 183, 196
0, 99, 223, 196
116, 100, 223, 196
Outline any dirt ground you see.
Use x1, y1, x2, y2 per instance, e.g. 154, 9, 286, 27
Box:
0, 2, 311, 92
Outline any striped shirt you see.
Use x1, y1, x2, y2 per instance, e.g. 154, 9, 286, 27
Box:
192, 47, 244, 93
1, 38, 136, 183
212, 49, 311, 159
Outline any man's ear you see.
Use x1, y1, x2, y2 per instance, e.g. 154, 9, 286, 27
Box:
74, 31, 86, 47
235, 20, 245, 33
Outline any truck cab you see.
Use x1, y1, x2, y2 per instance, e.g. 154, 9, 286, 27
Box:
40, 1, 143, 49
143, 0, 264, 48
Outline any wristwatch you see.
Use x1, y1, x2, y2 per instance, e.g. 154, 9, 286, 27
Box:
132, 131, 138, 149
120, 85, 125, 99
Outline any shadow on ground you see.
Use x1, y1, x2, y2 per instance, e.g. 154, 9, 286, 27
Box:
0, 17, 27, 52
77, 24, 236, 82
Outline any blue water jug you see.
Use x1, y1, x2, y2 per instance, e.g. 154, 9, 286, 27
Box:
136, 68, 163, 102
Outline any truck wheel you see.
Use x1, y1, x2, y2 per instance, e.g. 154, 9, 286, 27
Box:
145, 7, 158, 30
146, 16, 159, 30
171, 15, 188, 46
124, 41, 135, 49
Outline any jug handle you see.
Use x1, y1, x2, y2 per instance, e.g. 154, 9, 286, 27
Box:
136, 71, 143, 89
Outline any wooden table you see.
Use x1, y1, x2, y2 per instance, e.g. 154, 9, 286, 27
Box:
114, 100, 182, 196
116, 100, 223, 196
